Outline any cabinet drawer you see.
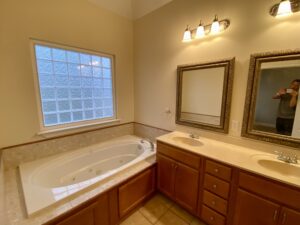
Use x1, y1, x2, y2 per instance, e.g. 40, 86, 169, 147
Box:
201, 205, 225, 225
204, 174, 230, 199
203, 190, 228, 215
205, 160, 232, 181
157, 142, 200, 169
239, 172, 300, 211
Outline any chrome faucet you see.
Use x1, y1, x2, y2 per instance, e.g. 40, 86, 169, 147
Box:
141, 139, 155, 151
275, 151, 298, 164
189, 133, 200, 139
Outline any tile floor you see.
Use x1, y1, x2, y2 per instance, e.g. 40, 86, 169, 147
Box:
120, 194, 207, 225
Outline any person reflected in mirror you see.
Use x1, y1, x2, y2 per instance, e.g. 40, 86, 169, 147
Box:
273, 79, 300, 135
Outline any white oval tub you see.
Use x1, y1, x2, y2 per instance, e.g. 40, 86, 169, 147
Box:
19, 135, 155, 216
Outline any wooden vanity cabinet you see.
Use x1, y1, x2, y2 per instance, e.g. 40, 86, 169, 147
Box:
233, 172, 300, 225
200, 160, 234, 225
157, 142, 201, 213
233, 189, 280, 225
280, 207, 300, 225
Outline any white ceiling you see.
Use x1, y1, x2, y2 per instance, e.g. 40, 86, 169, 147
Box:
88, 0, 173, 20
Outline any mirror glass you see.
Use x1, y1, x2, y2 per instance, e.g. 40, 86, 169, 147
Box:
176, 58, 235, 133
242, 50, 300, 147
181, 67, 224, 125
254, 60, 300, 137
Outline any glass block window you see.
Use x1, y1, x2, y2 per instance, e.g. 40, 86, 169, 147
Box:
33, 43, 115, 127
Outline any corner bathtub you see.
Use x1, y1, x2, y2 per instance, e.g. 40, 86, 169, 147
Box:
19, 135, 155, 216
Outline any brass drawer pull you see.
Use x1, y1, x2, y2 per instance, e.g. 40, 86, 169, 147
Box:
273, 210, 278, 221
212, 184, 217, 189
282, 212, 287, 224
211, 201, 216, 205
214, 168, 219, 173
210, 216, 215, 221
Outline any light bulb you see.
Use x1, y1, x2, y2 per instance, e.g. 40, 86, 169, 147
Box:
196, 21, 205, 39
277, 0, 292, 17
182, 26, 192, 42
210, 15, 220, 35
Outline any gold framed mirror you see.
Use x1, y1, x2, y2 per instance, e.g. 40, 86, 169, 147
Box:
242, 50, 300, 148
176, 58, 235, 133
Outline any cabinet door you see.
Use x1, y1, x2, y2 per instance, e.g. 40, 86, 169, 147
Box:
174, 162, 199, 212
280, 207, 300, 225
233, 189, 280, 225
157, 154, 176, 198
118, 167, 155, 218
56, 193, 109, 225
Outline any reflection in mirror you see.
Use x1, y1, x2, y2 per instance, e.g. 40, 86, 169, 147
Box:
176, 58, 235, 133
242, 50, 300, 147
254, 61, 300, 137
181, 67, 224, 125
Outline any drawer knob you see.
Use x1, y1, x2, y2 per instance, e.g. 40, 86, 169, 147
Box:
214, 168, 219, 173
211, 201, 216, 205
212, 184, 217, 189
210, 216, 215, 221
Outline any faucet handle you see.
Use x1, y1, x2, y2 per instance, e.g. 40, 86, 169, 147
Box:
291, 155, 298, 164
274, 151, 285, 160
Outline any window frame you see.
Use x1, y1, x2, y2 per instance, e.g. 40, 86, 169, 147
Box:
30, 39, 118, 134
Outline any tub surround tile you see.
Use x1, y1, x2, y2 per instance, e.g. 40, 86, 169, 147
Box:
4, 156, 155, 225
2, 123, 134, 170
134, 123, 170, 143
0, 154, 9, 225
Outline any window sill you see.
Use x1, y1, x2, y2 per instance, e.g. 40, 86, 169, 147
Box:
37, 119, 121, 138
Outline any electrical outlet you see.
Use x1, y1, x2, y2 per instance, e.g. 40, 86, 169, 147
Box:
231, 120, 240, 132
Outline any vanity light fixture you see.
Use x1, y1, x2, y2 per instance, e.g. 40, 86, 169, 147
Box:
210, 15, 221, 35
182, 15, 230, 42
182, 25, 192, 42
270, 0, 300, 17
195, 21, 205, 39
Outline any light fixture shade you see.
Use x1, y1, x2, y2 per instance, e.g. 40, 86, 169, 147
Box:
182, 26, 192, 42
277, 0, 292, 17
196, 23, 205, 39
210, 16, 220, 35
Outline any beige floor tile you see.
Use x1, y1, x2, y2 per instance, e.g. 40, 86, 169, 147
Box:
169, 204, 194, 224
190, 218, 207, 225
155, 211, 189, 225
139, 194, 173, 223
120, 211, 152, 225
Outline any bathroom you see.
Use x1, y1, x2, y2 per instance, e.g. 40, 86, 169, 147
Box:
1, 0, 300, 224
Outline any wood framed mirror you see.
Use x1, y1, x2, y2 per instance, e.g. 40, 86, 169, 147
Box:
176, 58, 235, 133
242, 50, 300, 148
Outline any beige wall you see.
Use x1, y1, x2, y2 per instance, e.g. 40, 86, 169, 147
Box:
0, 0, 134, 148
134, 0, 300, 148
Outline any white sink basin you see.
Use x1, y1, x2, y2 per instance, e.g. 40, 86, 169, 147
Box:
252, 155, 300, 179
172, 136, 203, 147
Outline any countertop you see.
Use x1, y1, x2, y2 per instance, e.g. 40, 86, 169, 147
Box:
156, 131, 300, 188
